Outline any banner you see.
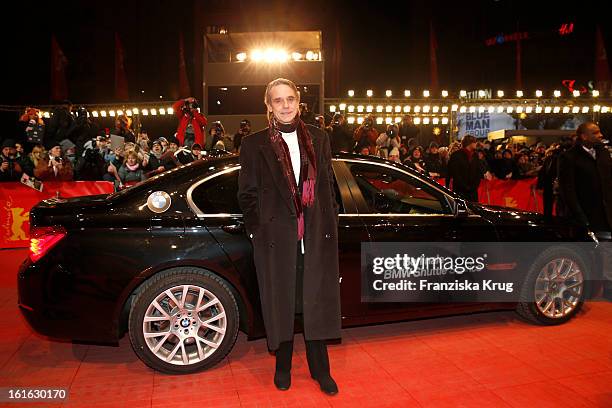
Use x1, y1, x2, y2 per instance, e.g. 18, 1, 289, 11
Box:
456, 112, 515, 139
0, 182, 114, 249
435, 177, 543, 212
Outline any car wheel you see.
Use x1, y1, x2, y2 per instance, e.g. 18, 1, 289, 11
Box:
516, 247, 588, 325
128, 267, 239, 374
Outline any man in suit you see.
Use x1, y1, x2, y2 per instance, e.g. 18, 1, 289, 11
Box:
238, 78, 341, 394
558, 121, 612, 299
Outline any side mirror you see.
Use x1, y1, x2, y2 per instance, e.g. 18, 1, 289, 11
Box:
455, 199, 469, 217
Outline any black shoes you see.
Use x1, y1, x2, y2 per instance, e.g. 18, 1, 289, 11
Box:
274, 370, 291, 391
311, 373, 339, 395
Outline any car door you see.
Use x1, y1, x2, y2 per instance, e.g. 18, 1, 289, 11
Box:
340, 159, 497, 319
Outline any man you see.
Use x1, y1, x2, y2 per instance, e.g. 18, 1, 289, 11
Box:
233, 119, 251, 153
328, 113, 352, 154
446, 134, 482, 202
238, 78, 341, 395
0, 139, 23, 182
353, 114, 378, 154
399, 115, 420, 145
558, 122, 612, 299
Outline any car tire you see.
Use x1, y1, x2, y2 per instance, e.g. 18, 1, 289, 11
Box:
128, 267, 239, 374
516, 247, 588, 325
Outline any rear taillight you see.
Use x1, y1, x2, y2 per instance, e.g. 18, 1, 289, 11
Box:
29, 226, 67, 263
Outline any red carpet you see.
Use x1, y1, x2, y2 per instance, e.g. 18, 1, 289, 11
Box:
0, 249, 610, 407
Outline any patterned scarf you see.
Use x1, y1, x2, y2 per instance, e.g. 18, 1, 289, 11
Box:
268, 114, 317, 240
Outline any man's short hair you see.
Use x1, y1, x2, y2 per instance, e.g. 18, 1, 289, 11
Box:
576, 121, 596, 138
462, 135, 477, 148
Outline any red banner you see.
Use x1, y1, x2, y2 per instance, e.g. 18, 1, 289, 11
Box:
0, 182, 114, 249
436, 177, 543, 212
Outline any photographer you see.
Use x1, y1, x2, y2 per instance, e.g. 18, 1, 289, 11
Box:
399, 115, 420, 145
376, 124, 401, 159
75, 137, 107, 180
207, 121, 227, 151
173, 97, 208, 148
18, 107, 45, 152
353, 114, 378, 154
46, 100, 74, 150
329, 113, 352, 153
233, 119, 251, 153
0, 139, 24, 182
34, 143, 73, 181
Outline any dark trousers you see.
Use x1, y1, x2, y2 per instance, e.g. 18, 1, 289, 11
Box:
275, 242, 331, 378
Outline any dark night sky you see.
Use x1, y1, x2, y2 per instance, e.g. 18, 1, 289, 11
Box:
1, 0, 610, 105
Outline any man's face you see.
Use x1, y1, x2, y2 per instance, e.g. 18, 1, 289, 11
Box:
152, 144, 162, 153
581, 124, 603, 147
139, 132, 148, 141
266, 84, 299, 124
15, 144, 23, 154
192, 147, 201, 157
2, 147, 11, 157
430, 146, 438, 154
169, 143, 178, 152
50, 146, 61, 157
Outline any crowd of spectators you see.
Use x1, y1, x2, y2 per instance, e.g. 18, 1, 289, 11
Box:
0, 98, 251, 190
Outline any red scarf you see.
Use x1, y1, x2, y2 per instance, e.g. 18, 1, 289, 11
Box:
268, 115, 316, 240
462, 147, 474, 162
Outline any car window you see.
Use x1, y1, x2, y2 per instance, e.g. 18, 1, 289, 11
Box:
191, 170, 241, 214
347, 162, 450, 214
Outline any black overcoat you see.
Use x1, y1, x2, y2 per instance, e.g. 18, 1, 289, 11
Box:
558, 143, 612, 231
238, 125, 341, 351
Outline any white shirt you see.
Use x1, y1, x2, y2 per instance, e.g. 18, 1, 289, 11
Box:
281, 130, 305, 254
582, 145, 596, 160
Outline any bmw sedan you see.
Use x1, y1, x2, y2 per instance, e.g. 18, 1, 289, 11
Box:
18, 153, 601, 374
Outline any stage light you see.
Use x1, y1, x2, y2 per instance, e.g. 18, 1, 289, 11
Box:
451, 104, 458, 111
441, 90, 448, 98
251, 49, 263, 62
376, 105, 383, 112
339, 103, 346, 111
150, 109, 157, 116
573, 90, 580, 97
535, 106, 543, 113
554, 90, 561, 98
592, 90, 600, 97
385, 117, 392, 124
460, 90, 467, 97
516, 90, 523, 97
395, 105, 401, 113
236, 52, 247, 62
92, 111, 99, 117
525, 106, 533, 113
357, 117, 364, 124
329, 105, 337, 113
167, 107, 174, 115
459, 106, 467, 113
403, 105, 410, 113
133, 108, 139, 114
376, 117, 383, 124
366, 105, 373, 112
423, 105, 430, 113
126, 110, 132, 116
385, 90, 392, 97
535, 90, 543, 97
441, 117, 449, 124
488, 106, 495, 113
117, 110, 123, 116
413, 117, 421, 124
159, 108, 166, 115
497, 106, 504, 113
357, 105, 364, 112
594, 105, 601, 112
109, 110, 116, 117
582, 106, 589, 113
385, 105, 393, 113
506, 106, 514, 113
497, 90, 504, 98
601, 106, 610, 113
292, 52, 303, 61
347, 116, 355, 124
348, 105, 355, 112
348, 90, 354, 97
414, 105, 421, 113
572, 106, 580, 113
423, 90, 430, 98
519, 112, 527, 119
563, 106, 570, 113
395, 117, 402, 123
432, 117, 440, 125
441, 106, 449, 113
432, 106, 440, 113
478, 106, 485, 113
553, 106, 560, 113
142, 109, 149, 116
423, 117, 430, 124
516, 106, 523, 113
100, 110, 107, 117
367, 89, 373, 97
404, 90, 411, 97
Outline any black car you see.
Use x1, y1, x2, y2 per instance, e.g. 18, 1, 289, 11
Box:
18, 153, 600, 374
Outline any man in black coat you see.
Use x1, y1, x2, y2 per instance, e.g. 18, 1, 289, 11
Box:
446, 135, 483, 202
238, 78, 341, 395
558, 122, 612, 299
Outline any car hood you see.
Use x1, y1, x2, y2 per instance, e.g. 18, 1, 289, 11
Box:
469, 202, 545, 224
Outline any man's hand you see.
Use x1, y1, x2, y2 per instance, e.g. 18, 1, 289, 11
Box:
185, 97, 195, 103
0, 161, 8, 171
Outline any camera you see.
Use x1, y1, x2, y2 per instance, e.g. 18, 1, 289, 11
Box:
53, 156, 63, 163
386, 126, 397, 138
363, 118, 374, 129
213, 121, 224, 134
182, 100, 199, 115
